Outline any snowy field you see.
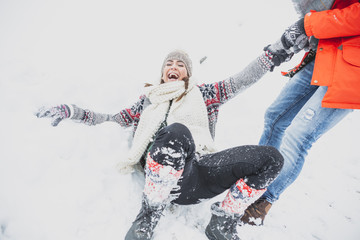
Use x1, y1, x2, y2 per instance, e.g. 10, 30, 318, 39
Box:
1, 0, 360, 239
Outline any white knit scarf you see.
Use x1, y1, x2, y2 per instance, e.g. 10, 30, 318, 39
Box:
124, 78, 216, 170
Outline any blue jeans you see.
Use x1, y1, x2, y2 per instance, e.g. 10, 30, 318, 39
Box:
260, 60, 353, 203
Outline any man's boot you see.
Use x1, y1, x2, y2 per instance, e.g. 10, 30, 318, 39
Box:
205, 202, 241, 240
125, 195, 166, 240
240, 198, 272, 226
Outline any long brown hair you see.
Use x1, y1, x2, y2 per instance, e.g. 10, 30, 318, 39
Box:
145, 77, 190, 102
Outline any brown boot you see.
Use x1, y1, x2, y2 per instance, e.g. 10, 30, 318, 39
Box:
240, 199, 272, 226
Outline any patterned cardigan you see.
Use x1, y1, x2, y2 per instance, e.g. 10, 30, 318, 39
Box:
71, 54, 272, 139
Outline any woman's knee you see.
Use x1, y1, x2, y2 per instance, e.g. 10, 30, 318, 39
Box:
156, 123, 192, 142
150, 123, 195, 170
245, 146, 284, 189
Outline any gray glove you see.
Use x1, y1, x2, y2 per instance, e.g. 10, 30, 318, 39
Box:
281, 18, 309, 53
263, 18, 309, 71
36, 104, 71, 126
266, 41, 294, 67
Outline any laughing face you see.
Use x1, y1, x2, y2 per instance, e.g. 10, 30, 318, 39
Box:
162, 59, 188, 83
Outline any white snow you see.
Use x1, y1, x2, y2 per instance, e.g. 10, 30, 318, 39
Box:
1, 0, 360, 240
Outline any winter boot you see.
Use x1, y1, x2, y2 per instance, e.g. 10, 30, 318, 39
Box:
205, 202, 242, 240
125, 153, 183, 240
125, 195, 166, 240
240, 198, 272, 226
220, 179, 266, 216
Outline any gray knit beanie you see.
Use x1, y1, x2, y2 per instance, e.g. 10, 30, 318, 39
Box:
161, 50, 193, 77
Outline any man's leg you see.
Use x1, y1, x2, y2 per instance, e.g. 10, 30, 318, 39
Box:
259, 60, 317, 149
262, 86, 352, 203
243, 86, 352, 226
240, 60, 317, 226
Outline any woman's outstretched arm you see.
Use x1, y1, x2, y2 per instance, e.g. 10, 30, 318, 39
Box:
36, 94, 148, 128
200, 18, 309, 105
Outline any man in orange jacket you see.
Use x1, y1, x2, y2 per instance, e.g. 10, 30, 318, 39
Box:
241, 0, 360, 225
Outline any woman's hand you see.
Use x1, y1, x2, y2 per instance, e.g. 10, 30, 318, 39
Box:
36, 104, 71, 126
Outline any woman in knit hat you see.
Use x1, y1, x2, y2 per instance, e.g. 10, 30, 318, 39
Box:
36, 32, 307, 239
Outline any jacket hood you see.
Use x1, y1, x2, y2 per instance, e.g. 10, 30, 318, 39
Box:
291, 0, 335, 16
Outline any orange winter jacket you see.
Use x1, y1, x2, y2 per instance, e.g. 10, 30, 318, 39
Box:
304, 0, 360, 109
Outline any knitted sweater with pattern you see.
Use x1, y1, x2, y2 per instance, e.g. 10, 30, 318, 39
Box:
70, 53, 272, 139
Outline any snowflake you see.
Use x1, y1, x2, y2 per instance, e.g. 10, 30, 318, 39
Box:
200, 84, 217, 100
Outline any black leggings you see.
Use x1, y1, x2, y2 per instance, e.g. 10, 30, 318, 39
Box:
148, 123, 284, 205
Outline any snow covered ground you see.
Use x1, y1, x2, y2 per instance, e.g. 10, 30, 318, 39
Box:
1, 0, 359, 239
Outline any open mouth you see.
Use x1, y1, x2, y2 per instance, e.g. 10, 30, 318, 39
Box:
168, 73, 179, 80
